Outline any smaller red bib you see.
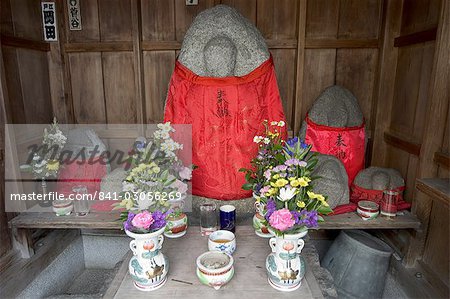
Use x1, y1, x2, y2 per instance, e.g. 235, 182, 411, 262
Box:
305, 115, 365, 186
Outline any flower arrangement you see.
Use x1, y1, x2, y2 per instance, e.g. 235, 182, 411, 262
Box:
115, 123, 192, 234
241, 120, 332, 236
20, 118, 67, 179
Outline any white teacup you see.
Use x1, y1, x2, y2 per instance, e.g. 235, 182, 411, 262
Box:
208, 230, 236, 255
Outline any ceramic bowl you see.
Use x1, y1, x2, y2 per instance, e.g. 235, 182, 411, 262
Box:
196, 251, 234, 290
208, 230, 236, 255
357, 200, 379, 221
52, 199, 73, 216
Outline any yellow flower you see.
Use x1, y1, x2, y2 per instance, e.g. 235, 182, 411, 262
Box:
290, 179, 301, 187
46, 160, 60, 171
153, 166, 160, 173
274, 179, 288, 187
266, 188, 278, 196
297, 201, 305, 208
307, 191, 329, 206
272, 174, 280, 179
307, 191, 317, 199
298, 177, 311, 187
119, 199, 133, 210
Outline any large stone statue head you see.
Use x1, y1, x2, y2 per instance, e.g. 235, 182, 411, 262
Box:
353, 167, 404, 190
300, 85, 364, 138
178, 5, 269, 77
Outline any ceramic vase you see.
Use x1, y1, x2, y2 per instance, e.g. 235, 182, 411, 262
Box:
252, 201, 272, 238
266, 230, 307, 292
126, 227, 169, 291
164, 212, 188, 238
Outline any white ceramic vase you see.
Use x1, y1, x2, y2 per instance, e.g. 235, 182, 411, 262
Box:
126, 227, 169, 291
266, 230, 307, 292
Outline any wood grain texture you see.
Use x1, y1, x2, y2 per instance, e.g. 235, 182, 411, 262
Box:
102, 52, 137, 123
384, 131, 421, 156
338, 0, 382, 39
67, 0, 100, 42
257, 0, 298, 40
401, 0, 442, 35
272, 49, 296, 125
394, 27, 437, 47
174, 0, 216, 41
143, 51, 176, 123
0, 35, 50, 52
141, 0, 175, 41
69, 53, 106, 123
221, 0, 257, 25
9, 0, 42, 40
305, 0, 339, 38
2, 47, 26, 123
416, 178, 450, 206
98, 0, 133, 41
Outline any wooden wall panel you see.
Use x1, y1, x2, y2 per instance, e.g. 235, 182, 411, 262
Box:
16, 50, 53, 124
174, 0, 216, 41
143, 51, 176, 123
67, 0, 100, 42
69, 53, 106, 123
9, 0, 42, 40
271, 49, 296, 124
257, 0, 298, 40
0, 0, 14, 35
102, 52, 137, 123
401, 0, 441, 35
98, 0, 133, 41
305, 0, 339, 38
221, 0, 256, 24
338, 0, 381, 39
141, 0, 175, 41
335, 49, 378, 130
2, 48, 25, 123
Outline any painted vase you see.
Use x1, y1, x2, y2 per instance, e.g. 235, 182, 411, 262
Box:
164, 213, 188, 238
253, 201, 272, 238
266, 230, 307, 292
196, 251, 234, 290
126, 227, 169, 291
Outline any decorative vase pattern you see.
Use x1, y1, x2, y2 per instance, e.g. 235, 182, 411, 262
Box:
164, 213, 188, 238
253, 201, 272, 238
266, 230, 307, 292
126, 227, 169, 291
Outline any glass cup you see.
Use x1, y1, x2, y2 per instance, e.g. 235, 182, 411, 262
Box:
200, 203, 217, 236
380, 190, 399, 217
72, 185, 90, 216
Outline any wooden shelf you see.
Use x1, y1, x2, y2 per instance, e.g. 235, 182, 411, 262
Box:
10, 210, 421, 230
416, 178, 450, 206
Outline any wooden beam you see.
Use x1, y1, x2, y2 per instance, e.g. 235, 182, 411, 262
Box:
292, 0, 307, 135
305, 38, 379, 49
131, 0, 145, 126
64, 42, 133, 52
416, 178, 450, 207
406, 0, 450, 267
434, 151, 449, 169
11, 228, 34, 258
141, 40, 181, 51
384, 131, 421, 156
370, 0, 403, 166
394, 28, 437, 47
0, 35, 50, 52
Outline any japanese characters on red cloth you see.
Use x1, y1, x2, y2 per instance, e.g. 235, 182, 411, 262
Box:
329, 184, 411, 215
304, 114, 365, 186
164, 55, 287, 200
56, 156, 107, 199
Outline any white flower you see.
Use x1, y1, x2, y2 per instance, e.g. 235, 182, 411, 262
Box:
278, 121, 285, 127
278, 187, 297, 202
253, 136, 263, 143
263, 138, 270, 144
179, 167, 192, 180
271, 121, 278, 126
122, 182, 136, 192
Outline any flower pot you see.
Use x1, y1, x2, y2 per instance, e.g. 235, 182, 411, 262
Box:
266, 230, 307, 292
196, 251, 234, 290
126, 227, 168, 291
164, 213, 188, 238
253, 212, 272, 238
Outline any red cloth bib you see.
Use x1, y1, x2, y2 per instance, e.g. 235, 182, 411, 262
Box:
305, 115, 365, 186
164, 56, 287, 200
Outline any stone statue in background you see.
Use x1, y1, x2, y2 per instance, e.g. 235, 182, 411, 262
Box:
299, 85, 364, 139
311, 154, 349, 209
178, 5, 269, 77
353, 167, 405, 191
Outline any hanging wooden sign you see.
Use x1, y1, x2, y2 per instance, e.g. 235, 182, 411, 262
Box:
67, 0, 82, 31
41, 2, 58, 41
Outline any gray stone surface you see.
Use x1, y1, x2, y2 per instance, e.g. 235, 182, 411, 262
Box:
178, 4, 269, 77
300, 85, 364, 139
311, 154, 349, 208
100, 168, 127, 199
354, 167, 405, 190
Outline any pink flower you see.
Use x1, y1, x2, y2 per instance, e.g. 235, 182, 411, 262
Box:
131, 211, 155, 229
269, 208, 295, 231
171, 179, 188, 194
179, 167, 192, 180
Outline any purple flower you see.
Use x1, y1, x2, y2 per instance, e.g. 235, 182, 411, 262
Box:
264, 169, 272, 180
265, 200, 277, 221
149, 210, 172, 231
300, 140, 309, 149
286, 137, 299, 148
298, 161, 307, 167
285, 158, 300, 166
123, 212, 136, 231
294, 210, 318, 228
273, 165, 288, 172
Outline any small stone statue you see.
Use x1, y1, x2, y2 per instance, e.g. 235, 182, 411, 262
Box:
299, 85, 364, 139
178, 5, 269, 77
311, 154, 349, 208
353, 167, 405, 191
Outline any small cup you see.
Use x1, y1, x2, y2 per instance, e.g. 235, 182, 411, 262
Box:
219, 205, 236, 233
357, 201, 379, 221
380, 190, 399, 217
200, 203, 217, 236
208, 230, 236, 255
